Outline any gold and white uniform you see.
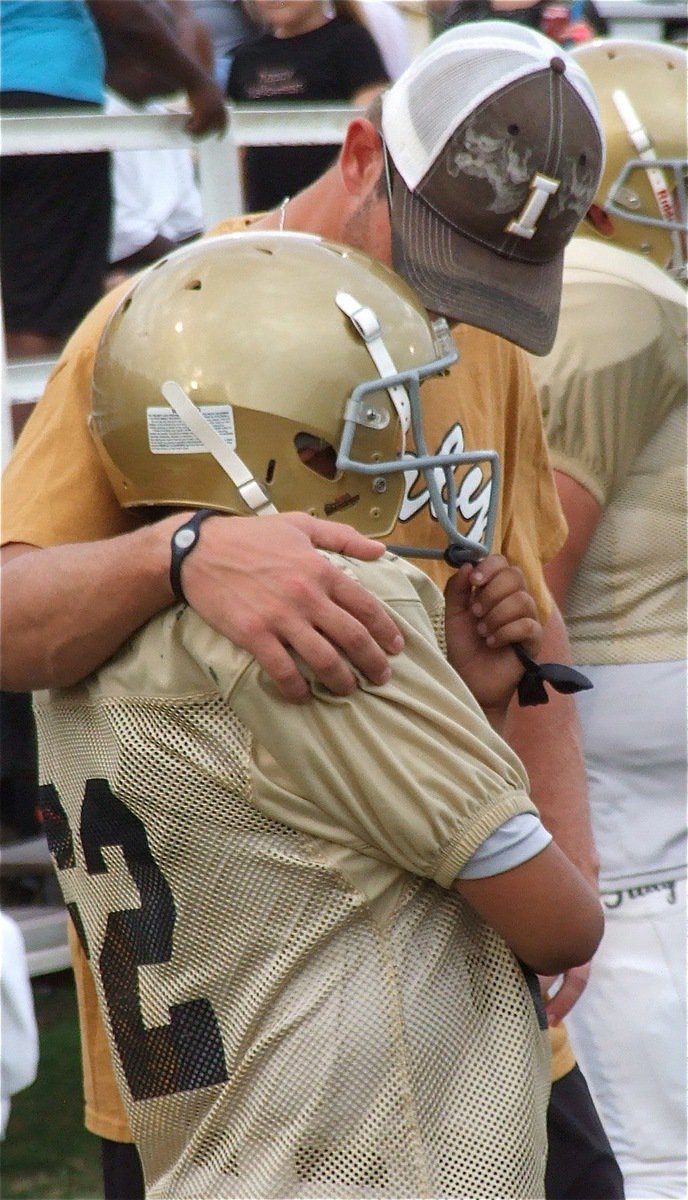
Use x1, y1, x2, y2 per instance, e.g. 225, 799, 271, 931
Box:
531, 237, 688, 1198
35, 553, 550, 1199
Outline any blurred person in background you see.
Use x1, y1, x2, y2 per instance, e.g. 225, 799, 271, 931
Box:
357, 0, 413, 79
429, 0, 606, 42
1, 0, 111, 359
104, 0, 213, 283
187, 0, 262, 88
530, 38, 688, 1199
1, 911, 39, 1140
0, 0, 226, 360
226, 0, 389, 210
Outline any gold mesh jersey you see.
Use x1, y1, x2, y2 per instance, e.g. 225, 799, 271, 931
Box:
2, 211, 567, 1142
34, 553, 550, 1199
530, 238, 688, 666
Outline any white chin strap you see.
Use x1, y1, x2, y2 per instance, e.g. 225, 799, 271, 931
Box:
161, 292, 408, 515
612, 87, 683, 266
161, 380, 277, 516
335, 291, 410, 454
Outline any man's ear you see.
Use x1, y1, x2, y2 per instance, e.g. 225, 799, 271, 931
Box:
585, 203, 615, 238
339, 118, 384, 198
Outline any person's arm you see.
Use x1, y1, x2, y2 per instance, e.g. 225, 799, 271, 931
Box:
219, 555, 602, 976
543, 470, 603, 610
503, 600, 599, 1020
441, 551, 604, 978
514, 469, 603, 1018
519, 470, 602, 890
0, 513, 404, 700
87, 0, 227, 134
454, 838, 604, 976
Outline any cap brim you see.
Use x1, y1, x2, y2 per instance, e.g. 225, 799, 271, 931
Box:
389, 165, 564, 356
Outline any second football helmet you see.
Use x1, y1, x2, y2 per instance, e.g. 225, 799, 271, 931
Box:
572, 38, 687, 278
91, 233, 500, 559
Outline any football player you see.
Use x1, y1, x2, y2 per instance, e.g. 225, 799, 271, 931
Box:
530, 37, 688, 1199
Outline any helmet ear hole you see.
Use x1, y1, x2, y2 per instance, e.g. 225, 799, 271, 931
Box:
586, 204, 615, 239
294, 433, 339, 480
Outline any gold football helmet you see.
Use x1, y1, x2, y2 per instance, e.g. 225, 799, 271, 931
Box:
572, 39, 687, 278
91, 232, 499, 557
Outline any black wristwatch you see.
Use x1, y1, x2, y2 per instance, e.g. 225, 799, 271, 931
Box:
169, 509, 215, 605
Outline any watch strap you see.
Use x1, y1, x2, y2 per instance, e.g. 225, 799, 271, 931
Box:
169, 508, 215, 605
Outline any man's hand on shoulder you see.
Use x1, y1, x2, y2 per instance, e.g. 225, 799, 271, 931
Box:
169, 511, 405, 702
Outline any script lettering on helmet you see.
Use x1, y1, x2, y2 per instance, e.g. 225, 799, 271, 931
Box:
398, 423, 492, 545
506, 173, 561, 240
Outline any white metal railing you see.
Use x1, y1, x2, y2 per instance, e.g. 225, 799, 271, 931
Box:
0, 102, 358, 459
595, 1, 686, 40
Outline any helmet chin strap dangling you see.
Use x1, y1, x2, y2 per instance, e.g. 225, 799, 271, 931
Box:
161, 380, 278, 516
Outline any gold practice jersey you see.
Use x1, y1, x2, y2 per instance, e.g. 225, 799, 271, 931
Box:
35, 553, 550, 1199
531, 238, 687, 667
531, 239, 687, 893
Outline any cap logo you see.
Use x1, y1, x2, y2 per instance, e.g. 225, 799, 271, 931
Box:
506, 172, 561, 240
446, 115, 534, 213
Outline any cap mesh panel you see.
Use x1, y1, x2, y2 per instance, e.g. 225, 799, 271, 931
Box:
404, 50, 535, 158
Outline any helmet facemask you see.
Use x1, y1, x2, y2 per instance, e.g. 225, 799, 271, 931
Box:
572, 39, 688, 280
604, 87, 687, 281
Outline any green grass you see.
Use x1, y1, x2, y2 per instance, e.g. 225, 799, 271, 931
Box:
1, 971, 103, 1200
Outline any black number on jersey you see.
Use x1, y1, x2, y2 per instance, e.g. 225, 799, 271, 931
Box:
42, 777, 228, 1101
39, 782, 90, 955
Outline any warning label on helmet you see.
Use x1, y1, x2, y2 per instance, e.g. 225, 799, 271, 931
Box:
146, 406, 237, 454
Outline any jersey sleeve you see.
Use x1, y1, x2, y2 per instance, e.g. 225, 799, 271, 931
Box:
1, 284, 137, 548
531, 273, 682, 508
186, 556, 537, 889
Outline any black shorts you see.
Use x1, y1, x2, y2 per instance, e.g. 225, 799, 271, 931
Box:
0, 91, 112, 338
546, 1064, 625, 1199
100, 1139, 145, 1200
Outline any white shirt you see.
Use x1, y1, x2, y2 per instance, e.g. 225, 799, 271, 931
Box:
106, 94, 204, 264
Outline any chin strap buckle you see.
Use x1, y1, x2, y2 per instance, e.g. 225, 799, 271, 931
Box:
512, 642, 593, 707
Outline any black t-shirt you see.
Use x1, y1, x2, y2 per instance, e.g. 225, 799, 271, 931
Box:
227, 16, 388, 210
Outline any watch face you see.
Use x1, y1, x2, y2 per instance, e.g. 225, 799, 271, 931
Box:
174, 528, 197, 551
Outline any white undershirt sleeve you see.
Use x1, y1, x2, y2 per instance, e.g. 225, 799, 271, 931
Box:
459, 813, 552, 880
